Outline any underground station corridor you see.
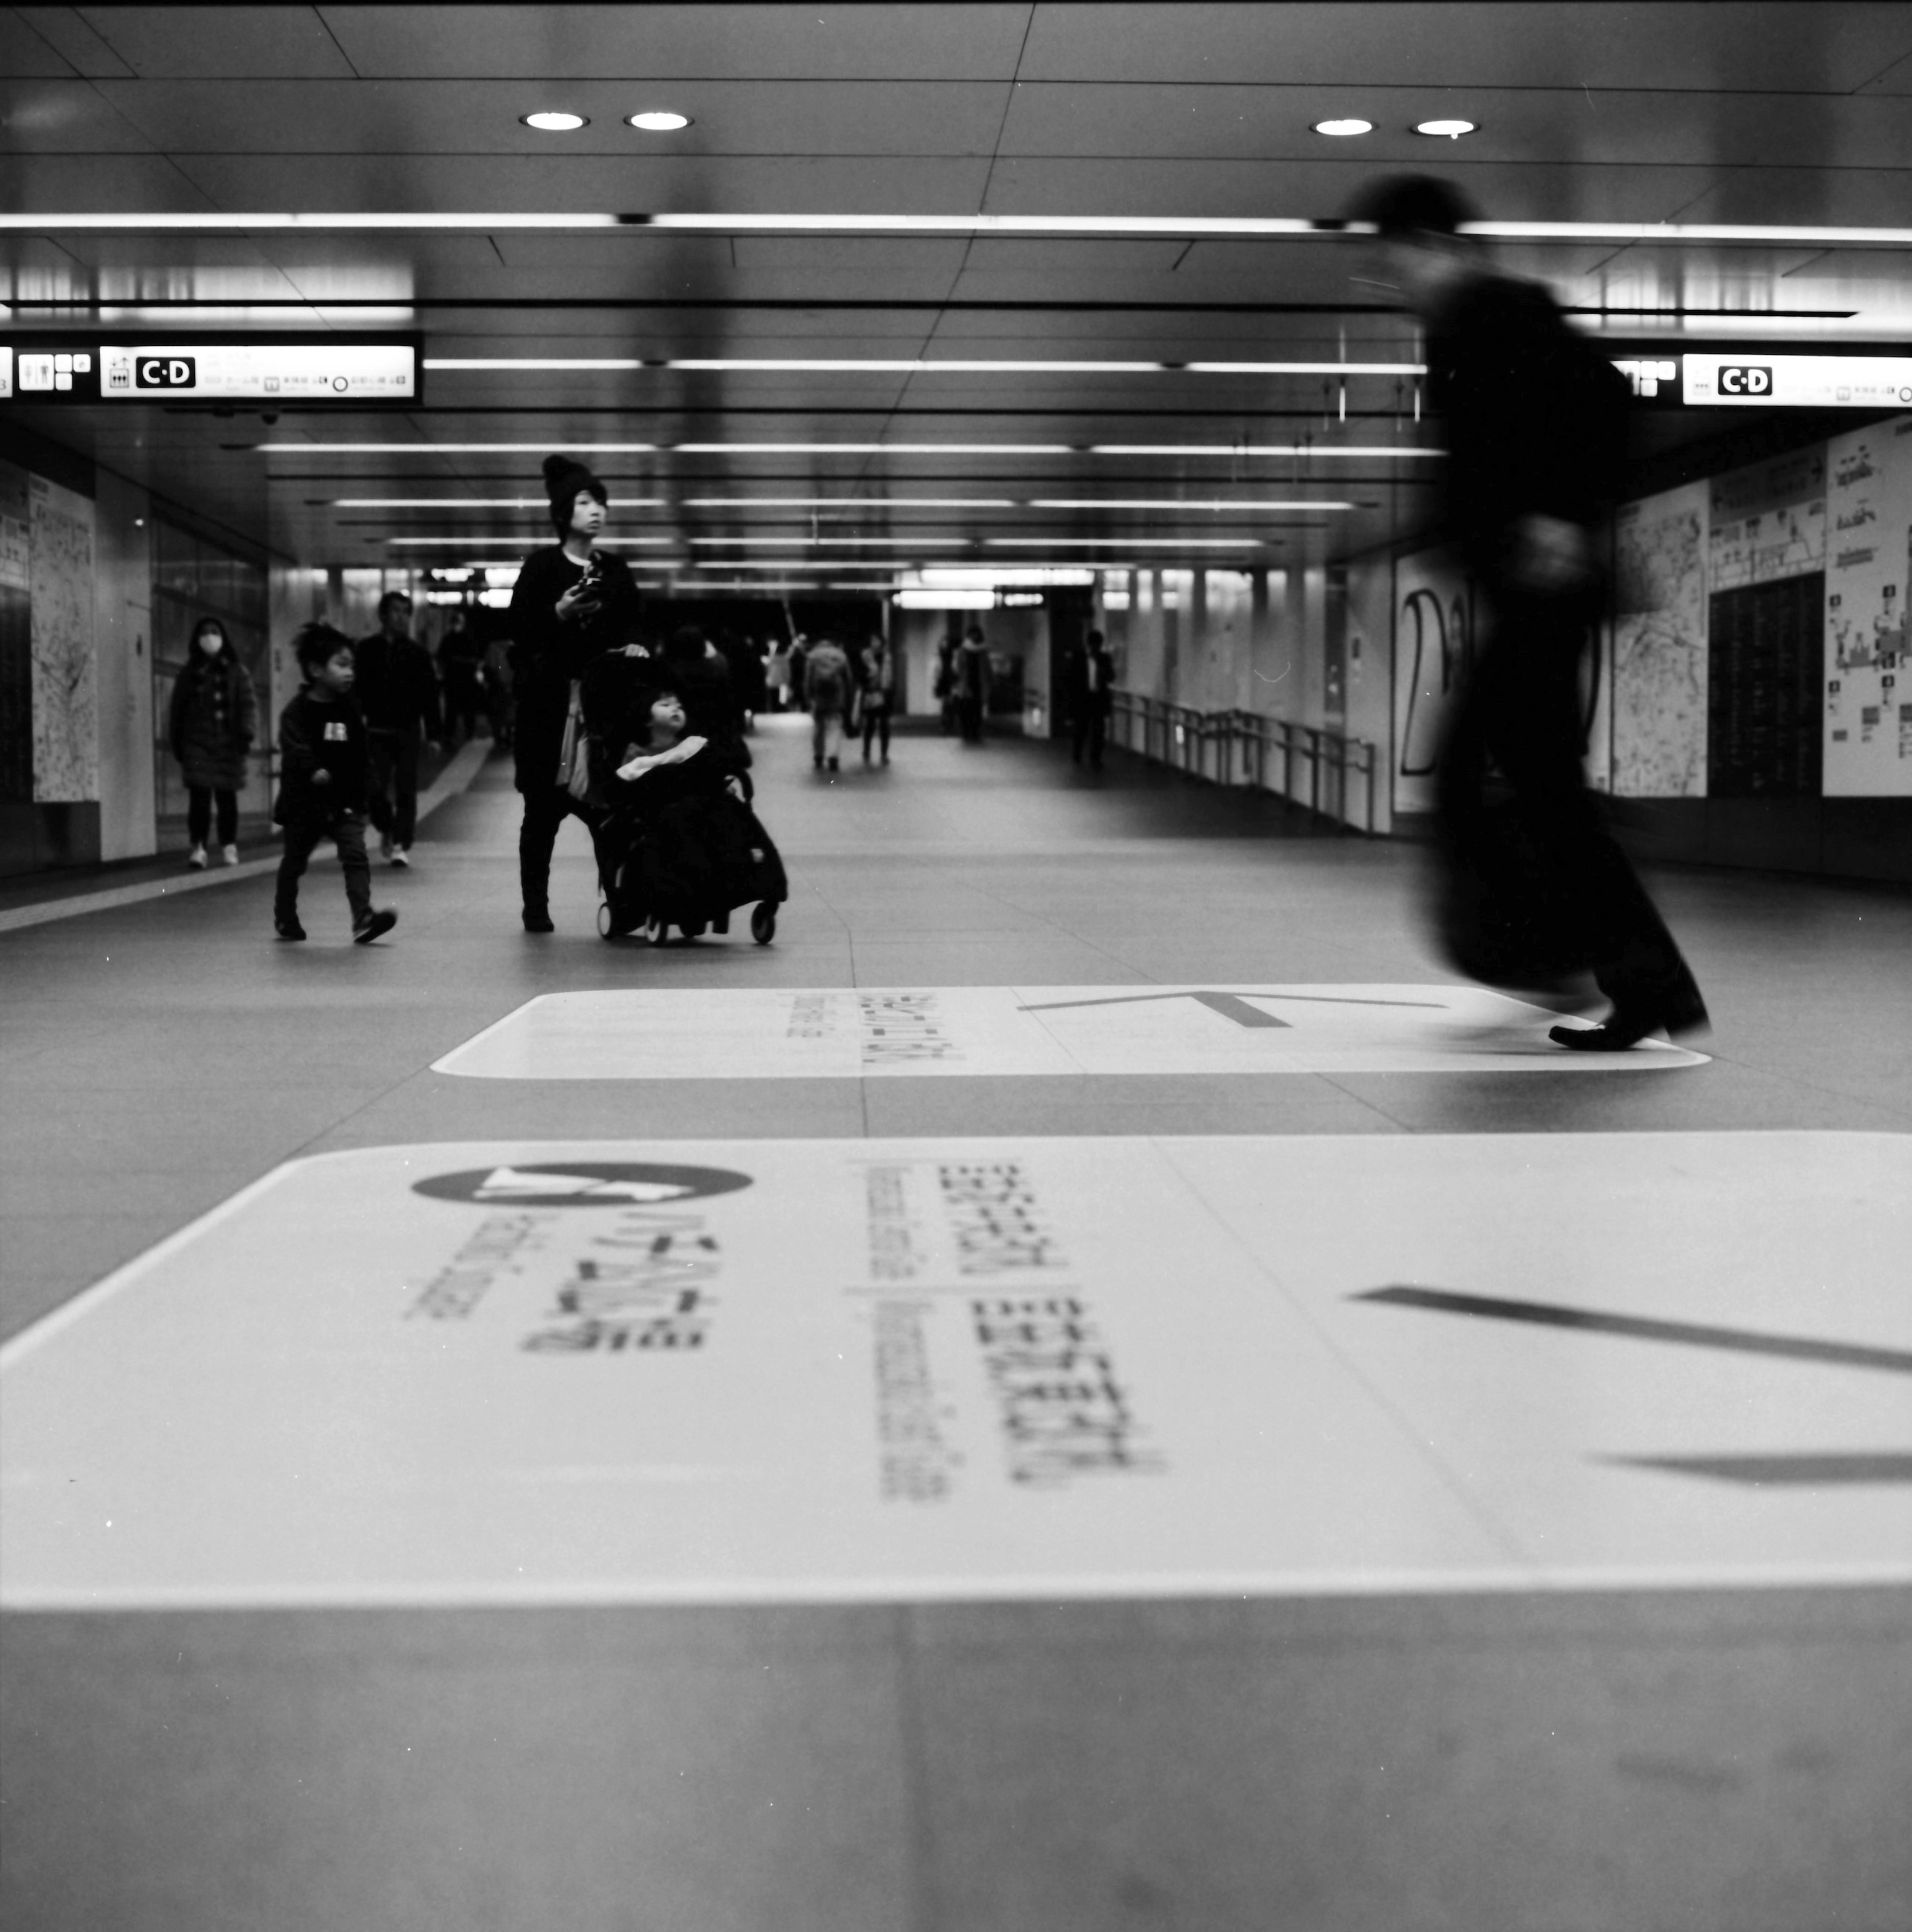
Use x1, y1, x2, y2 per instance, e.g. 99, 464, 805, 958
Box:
2, 7, 1911, 1931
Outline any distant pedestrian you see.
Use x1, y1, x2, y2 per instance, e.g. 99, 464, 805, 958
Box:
482, 632, 515, 747
505, 454, 638, 932
934, 635, 957, 733
803, 635, 853, 772
168, 616, 256, 868
1352, 173, 1706, 1050
1063, 626, 1115, 769
858, 632, 895, 764
438, 608, 488, 746
354, 591, 442, 868
765, 640, 793, 712
271, 623, 397, 945
955, 625, 991, 742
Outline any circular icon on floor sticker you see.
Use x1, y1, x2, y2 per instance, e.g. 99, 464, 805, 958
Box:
414, 1161, 754, 1207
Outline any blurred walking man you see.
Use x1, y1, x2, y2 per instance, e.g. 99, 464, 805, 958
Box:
1352, 174, 1706, 1050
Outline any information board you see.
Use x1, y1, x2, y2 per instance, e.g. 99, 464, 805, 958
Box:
0, 336, 420, 404
1707, 574, 1824, 796
1682, 354, 1912, 410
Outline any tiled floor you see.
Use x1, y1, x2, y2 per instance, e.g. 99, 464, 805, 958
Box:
2, 718, 1909, 1931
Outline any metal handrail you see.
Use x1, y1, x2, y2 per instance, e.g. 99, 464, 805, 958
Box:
1107, 692, 1377, 835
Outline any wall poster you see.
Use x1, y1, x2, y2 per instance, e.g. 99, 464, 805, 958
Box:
1824, 415, 1912, 796
27, 473, 97, 803
1706, 449, 1826, 798
1391, 547, 1474, 815
0, 461, 30, 802
1611, 481, 1708, 797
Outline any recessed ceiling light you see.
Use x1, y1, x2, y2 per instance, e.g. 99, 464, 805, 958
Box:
628, 112, 692, 132
1313, 119, 1373, 137
521, 112, 588, 132
1415, 119, 1477, 139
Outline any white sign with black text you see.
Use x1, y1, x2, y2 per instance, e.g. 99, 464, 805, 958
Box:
434, 985, 1708, 1080
3, 1133, 1901, 1610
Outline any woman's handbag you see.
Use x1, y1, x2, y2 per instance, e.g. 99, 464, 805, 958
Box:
556, 680, 592, 798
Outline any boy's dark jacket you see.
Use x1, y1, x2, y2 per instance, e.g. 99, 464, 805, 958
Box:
273, 687, 371, 824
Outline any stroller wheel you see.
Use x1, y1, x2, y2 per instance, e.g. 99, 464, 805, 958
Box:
750, 902, 777, 945
641, 914, 667, 946
597, 900, 613, 940
680, 918, 707, 941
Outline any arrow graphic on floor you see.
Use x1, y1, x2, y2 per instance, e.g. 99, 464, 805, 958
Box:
1020, 989, 1449, 1028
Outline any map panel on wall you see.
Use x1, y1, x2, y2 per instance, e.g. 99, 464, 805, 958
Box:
0, 461, 30, 802
1707, 574, 1824, 797
1391, 548, 1474, 815
1824, 415, 1912, 797
1708, 447, 1825, 592
28, 473, 96, 805
1612, 482, 1708, 797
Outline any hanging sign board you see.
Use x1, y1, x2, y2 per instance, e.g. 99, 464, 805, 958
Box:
0, 335, 420, 404
1681, 354, 1912, 410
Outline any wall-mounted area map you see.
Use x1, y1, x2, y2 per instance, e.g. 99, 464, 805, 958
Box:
1612, 481, 1708, 797
1824, 414, 1912, 797
1708, 447, 1825, 593
27, 474, 96, 805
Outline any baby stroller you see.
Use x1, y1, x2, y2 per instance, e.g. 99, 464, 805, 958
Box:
598, 786, 787, 945
583, 649, 788, 944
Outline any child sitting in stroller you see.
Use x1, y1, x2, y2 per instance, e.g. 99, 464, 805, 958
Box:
594, 667, 787, 944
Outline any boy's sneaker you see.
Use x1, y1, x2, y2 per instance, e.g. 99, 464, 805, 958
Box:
221, 843, 240, 866
352, 907, 398, 945
390, 846, 411, 868
275, 917, 307, 941
188, 844, 208, 870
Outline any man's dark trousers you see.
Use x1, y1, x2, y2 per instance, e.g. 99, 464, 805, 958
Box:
367, 730, 421, 847
1436, 580, 1697, 1014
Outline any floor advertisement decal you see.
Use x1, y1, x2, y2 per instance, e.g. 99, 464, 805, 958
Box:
433, 985, 1710, 1080
3, 1133, 1903, 1609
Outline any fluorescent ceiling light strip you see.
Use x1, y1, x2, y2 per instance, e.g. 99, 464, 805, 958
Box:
335, 498, 665, 508
987, 538, 1263, 548
426, 357, 1428, 376
6, 213, 1910, 245
1031, 499, 1357, 511
1092, 445, 1442, 458
386, 536, 680, 546
697, 498, 992, 509
689, 536, 974, 547
261, 441, 1432, 457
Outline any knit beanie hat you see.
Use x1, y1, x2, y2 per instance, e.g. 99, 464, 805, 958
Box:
543, 453, 607, 534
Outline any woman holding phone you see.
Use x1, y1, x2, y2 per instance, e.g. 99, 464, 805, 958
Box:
504, 454, 639, 931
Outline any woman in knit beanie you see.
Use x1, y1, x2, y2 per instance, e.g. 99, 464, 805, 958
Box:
503, 453, 639, 930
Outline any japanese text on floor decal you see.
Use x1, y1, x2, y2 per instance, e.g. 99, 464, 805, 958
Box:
4, 1135, 1902, 1609
434, 986, 1711, 1081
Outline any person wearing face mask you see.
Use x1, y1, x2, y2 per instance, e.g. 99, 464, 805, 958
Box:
504, 454, 640, 932
168, 616, 258, 868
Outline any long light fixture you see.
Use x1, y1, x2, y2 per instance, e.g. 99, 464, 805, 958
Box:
987, 537, 1263, 548
424, 356, 1427, 376
13, 212, 1911, 244
334, 497, 666, 509
385, 535, 680, 547
688, 536, 974, 547
261, 440, 1437, 458
681, 497, 1018, 508
1090, 445, 1442, 458
896, 589, 994, 609
1029, 499, 1358, 510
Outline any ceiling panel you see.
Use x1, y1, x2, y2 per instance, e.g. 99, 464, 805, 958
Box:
317, 3, 1036, 82
1017, 2, 1912, 94
996, 84, 1912, 171
77, 3, 357, 77
13, 5, 137, 78
163, 152, 999, 214
0, 16, 86, 79
93, 77, 1012, 156
0, 80, 159, 152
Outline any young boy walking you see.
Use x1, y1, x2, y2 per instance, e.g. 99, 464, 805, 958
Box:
273, 623, 398, 944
